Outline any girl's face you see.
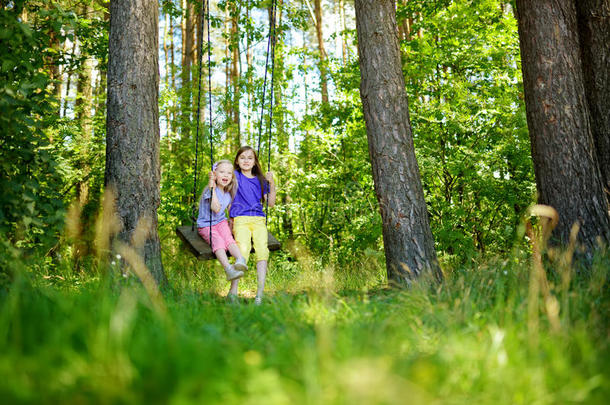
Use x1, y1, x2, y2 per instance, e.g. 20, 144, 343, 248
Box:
215, 163, 234, 188
237, 149, 256, 172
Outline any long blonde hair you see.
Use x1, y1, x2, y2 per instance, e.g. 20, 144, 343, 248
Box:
200, 159, 237, 201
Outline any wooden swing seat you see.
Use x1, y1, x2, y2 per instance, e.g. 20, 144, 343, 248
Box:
176, 225, 281, 261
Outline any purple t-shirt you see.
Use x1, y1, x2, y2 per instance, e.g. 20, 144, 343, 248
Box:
197, 187, 232, 227
229, 170, 270, 217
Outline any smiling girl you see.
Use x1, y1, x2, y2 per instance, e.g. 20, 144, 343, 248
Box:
197, 160, 248, 282
229, 146, 276, 304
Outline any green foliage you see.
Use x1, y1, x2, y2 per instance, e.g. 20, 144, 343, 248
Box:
0, 2, 68, 262
290, 92, 381, 263
275, 0, 534, 266
399, 0, 535, 263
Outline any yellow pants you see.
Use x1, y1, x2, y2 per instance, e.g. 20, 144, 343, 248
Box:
233, 216, 269, 262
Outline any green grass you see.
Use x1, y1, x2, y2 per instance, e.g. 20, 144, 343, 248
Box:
0, 245, 609, 404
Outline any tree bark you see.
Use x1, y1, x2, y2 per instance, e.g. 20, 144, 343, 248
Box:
355, 0, 440, 283
246, 4, 253, 139
106, 0, 166, 285
195, 1, 205, 134
313, 0, 329, 104
181, 0, 195, 141
163, 10, 172, 137
340, 0, 349, 63
515, 0, 610, 256
44, 0, 62, 115
94, 4, 110, 118
273, 1, 285, 143
576, 0, 610, 206
76, 3, 94, 206
63, 38, 77, 117
170, 11, 176, 90
230, 2, 241, 151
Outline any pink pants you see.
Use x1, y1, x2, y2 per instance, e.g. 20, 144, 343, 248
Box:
198, 220, 236, 252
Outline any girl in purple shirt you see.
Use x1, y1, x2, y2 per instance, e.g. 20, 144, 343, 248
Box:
229, 146, 276, 304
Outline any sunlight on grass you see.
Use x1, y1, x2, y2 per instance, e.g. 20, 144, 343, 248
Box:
0, 200, 609, 404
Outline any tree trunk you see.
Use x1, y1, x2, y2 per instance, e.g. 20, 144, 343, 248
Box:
106, 0, 166, 285
49, 29, 62, 115
169, 9, 176, 140
273, 1, 285, 143
313, 0, 329, 104
63, 38, 76, 117
94, 4, 110, 118
515, 0, 610, 256
163, 11, 172, 137
246, 4, 253, 140
224, 4, 231, 153
181, 0, 195, 141
339, 0, 347, 62
76, 2, 94, 206
195, 1, 205, 134
170, 11, 176, 90
45, 0, 62, 115
230, 2, 241, 151
576, 0, 610, 206
354, 0, 440, 283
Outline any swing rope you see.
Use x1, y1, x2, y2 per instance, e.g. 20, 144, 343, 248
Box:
205, 0, 214, 246
191, 0, 278, 237
191, 0, 214, 250
257, 0, 278, 225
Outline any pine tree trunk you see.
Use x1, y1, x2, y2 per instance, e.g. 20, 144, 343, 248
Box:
106, 0, 166, 285
224, 4, 231, 153
339, 0, 347, 62
355, 0, 440, 283
45, 0, 61, 115
314, 0, 329, 104
246, 5, 253, 140
94, 4, 109, 118
163, 11, 172, 137
63, 38, 76, 117
515, 0, 610, 256
576, 0, 610, 206
49, 29, 62, 116
181, 0, 195, 141
169, 11, 176, 139
195, 2, 205, 134
230, 2, 241, 151
75, 58, 93, 204
76, 2, 94, 206
274, 1, 285, 144
170, 13, 176, 90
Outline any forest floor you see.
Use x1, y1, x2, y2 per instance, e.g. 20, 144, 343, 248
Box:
1, 245, 609, 404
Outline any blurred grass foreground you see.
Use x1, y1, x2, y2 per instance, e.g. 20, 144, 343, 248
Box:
1, 206, 609, 404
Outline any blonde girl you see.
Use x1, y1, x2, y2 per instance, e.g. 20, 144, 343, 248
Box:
197, 160, 248, 282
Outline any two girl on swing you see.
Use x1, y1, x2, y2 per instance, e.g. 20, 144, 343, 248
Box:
196, 146, 276, 305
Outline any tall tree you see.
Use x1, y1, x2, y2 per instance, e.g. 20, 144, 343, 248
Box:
106, 0, 166, 285
75, 2, 94, 206
163, 10, 172, 138
181, 0, 195, 141
45, 1, 63, 113
313, 0, 329, 103
515, 0, 610, 256
396, 0, 412, 42
354, 0, 440, 283
229, 1, 241, 151
338, 0, 347, 62
576, 0, 610, 206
